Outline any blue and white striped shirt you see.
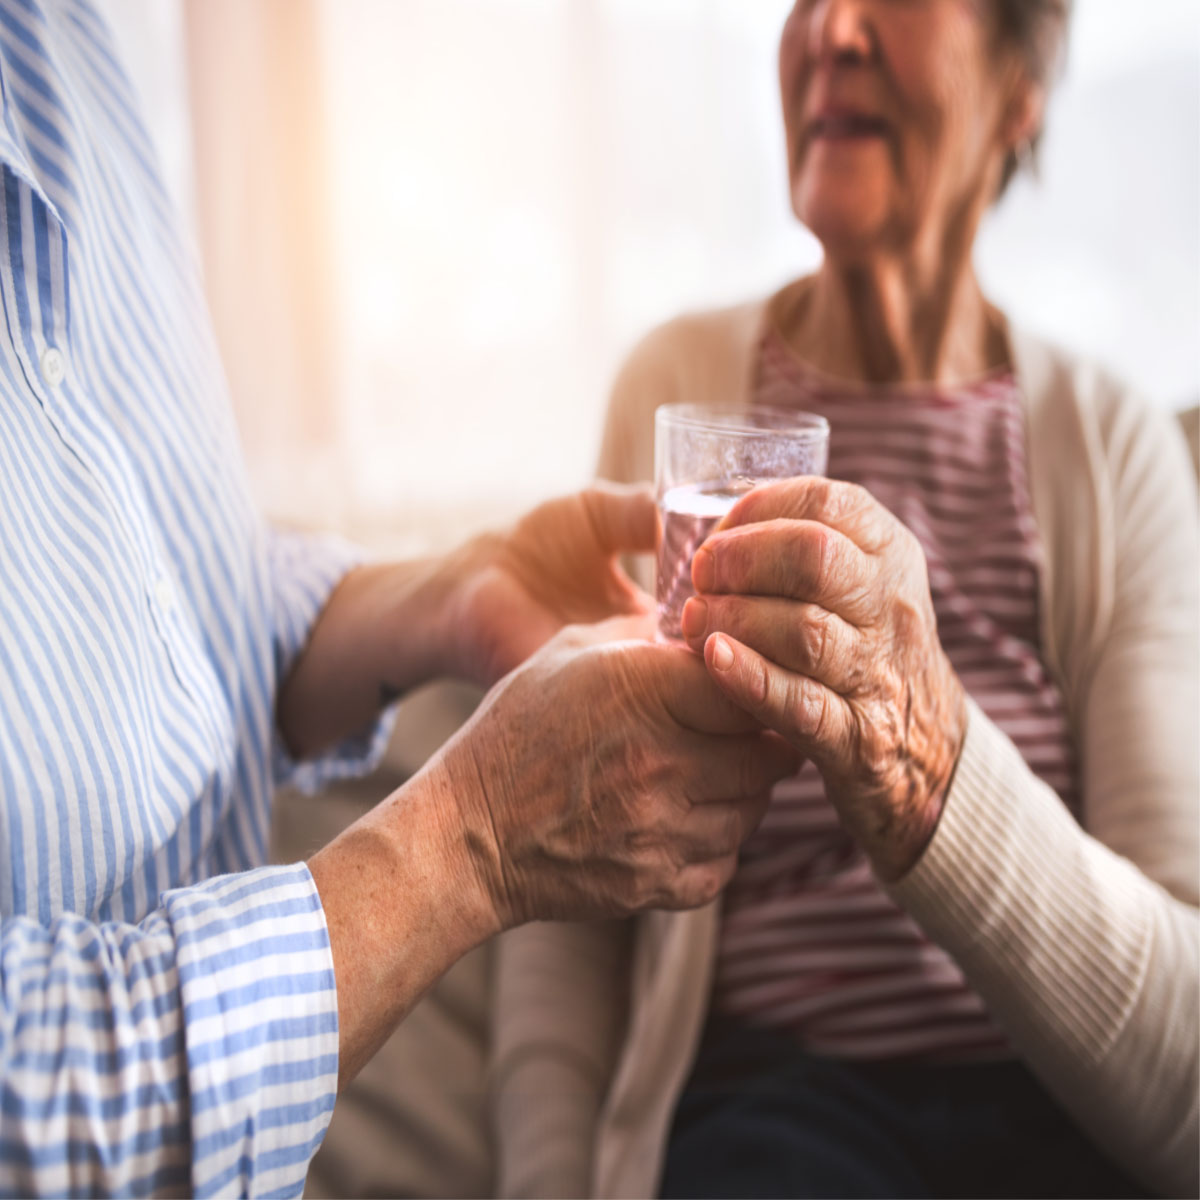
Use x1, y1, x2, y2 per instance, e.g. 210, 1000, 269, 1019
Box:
0, 2, 385, 1193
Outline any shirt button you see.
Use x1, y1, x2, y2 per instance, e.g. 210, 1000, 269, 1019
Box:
154, 576, 175, 613
40, 346, 66, 387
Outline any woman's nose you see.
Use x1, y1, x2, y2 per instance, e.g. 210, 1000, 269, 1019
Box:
807, 0, 873, 66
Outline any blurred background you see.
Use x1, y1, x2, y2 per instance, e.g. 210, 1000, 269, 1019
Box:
93, 7, 1198, 1193
105, 0, 1198, 552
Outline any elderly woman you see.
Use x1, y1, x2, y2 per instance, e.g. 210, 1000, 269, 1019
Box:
490, 1, 1198, 1197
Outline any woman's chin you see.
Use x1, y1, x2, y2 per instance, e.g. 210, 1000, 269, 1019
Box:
792, 185, 893, 262
799, 212, 890, 264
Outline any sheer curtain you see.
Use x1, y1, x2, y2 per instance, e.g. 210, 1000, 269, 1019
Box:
114, 0, 1198, 550
183, 0, 350, 529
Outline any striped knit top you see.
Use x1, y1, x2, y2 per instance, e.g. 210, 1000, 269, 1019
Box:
710, 327, 1081, 1060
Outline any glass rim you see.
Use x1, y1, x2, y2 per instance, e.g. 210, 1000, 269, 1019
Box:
655, 402, 830, 442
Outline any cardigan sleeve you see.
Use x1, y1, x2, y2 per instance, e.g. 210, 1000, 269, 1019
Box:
489, 921, 633, 1199
890, 395, 1199, 1198
488, 326, 676, 1198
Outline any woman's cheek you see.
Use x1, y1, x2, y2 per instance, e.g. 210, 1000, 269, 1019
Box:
778, 5, 809, 103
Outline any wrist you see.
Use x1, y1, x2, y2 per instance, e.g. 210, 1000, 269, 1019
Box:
375, 557, 461, 687
870, 670, 968, 884
872, 784, 947, 884
362, 547, 488, 695
309, 763, 502, 1088
386, 763, 504, 950
409, 749, 509, 943
433, 532, 509, 686
426, 728, 517, 931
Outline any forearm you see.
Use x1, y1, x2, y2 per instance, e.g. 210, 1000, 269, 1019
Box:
890, 700, 1199, 1197
307, 756, 501, 1090
491, 919, 631, 1198
277, 556, 460, 761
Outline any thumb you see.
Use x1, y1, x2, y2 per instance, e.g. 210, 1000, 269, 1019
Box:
583, 483, 658, 555
702, 633, 771, 716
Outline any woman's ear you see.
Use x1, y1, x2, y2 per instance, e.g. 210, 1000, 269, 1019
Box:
1003, 74, 1045, 152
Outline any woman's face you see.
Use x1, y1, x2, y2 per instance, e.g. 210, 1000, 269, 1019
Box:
779, 0, 1025, 261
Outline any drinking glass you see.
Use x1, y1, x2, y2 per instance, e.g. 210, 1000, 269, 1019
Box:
654, 404, 830, 643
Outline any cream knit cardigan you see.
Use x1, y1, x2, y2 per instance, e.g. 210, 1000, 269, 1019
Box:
490, 297, 1200, 1200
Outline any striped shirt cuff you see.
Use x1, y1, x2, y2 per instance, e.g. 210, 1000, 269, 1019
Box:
161, 863, 339, 1198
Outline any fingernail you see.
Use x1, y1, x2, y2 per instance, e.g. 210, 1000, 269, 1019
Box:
709, 635, 734, 672
692, 548, 714, 593
681, 597, 708, 640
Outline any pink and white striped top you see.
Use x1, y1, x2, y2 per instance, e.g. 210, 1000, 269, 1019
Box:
710, 329, 1081, 1061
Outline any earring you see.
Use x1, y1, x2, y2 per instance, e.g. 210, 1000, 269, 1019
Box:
1015, 138, 1037, 180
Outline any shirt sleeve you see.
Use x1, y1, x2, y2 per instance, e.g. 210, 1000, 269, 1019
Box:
265, 526, 397, 793
0, 862, 339, 1199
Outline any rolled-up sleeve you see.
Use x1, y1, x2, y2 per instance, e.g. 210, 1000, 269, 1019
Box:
0, 863, 338, 1199
265, 527, 396, 793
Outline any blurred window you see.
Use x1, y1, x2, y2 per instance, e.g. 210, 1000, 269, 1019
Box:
110, 0, 1198, 545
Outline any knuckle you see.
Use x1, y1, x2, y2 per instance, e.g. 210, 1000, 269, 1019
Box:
630, 858, 667, 911
843, 638, 873, 694
761, 667, 806, 738
683, 862, 729, 909
811, 688, 841, 745
625, 821, 659, 867
899, 525, 924, 571
705, 594, 732, 636
790, 678, 826, 739
803, 524, 836, 595
888, 523, 927, 585
695, 870, 725, 907
792, 605, 830, 672
846, 481, 875, 513
892, 595, 927, 646
746, 654, 772, 712
823, 479, 860, 521
810, 476, 837, 514
624, 740, 656, 792
859, 720, 898, 790
846, 482, 879, 526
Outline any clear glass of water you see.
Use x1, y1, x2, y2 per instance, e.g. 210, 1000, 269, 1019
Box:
654, 404, 830, 643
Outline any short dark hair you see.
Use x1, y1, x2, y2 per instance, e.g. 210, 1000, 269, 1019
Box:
991, 0, 1071, 196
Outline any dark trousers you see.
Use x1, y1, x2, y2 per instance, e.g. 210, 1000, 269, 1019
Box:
660, 1022, 1153, 1200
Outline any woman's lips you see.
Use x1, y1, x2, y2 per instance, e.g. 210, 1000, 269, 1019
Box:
809, 112, 890, 141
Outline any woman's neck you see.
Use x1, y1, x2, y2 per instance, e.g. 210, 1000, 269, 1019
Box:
777, 245, 1009, 388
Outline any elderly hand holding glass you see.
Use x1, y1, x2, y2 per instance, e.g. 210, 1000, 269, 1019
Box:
681, 478, 966, 882
653, 402, 961, 884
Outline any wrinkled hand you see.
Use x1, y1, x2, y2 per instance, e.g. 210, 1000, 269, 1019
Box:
447, 485, 657, 686
680, 478, 967, 882
432, 615, 801, 927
